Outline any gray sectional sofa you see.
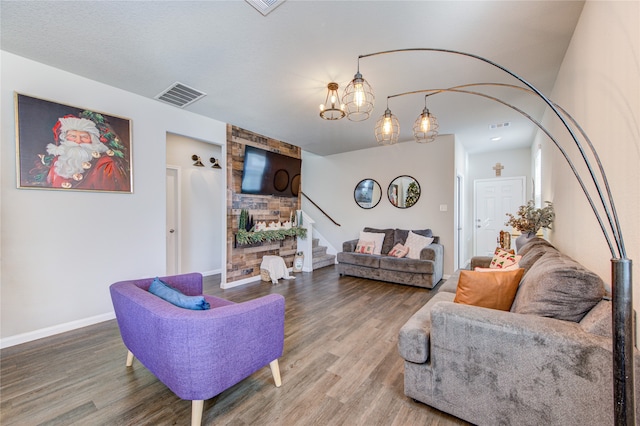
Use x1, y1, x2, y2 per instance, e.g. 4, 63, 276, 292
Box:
398, 237, 640, 425
337, 227, 444, 289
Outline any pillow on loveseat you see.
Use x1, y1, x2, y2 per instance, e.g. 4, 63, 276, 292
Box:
358, 231, 386, 255
149, 277, 211, 310
388, 243, 409, 258
405, 231, 434, 260
355, 240, 375, 254
363, 227, 395, 255
510, 252, 605, 322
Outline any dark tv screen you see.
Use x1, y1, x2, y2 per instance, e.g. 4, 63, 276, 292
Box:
240, 145, 301, 197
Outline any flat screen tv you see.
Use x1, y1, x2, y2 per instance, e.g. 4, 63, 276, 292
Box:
240, 145, 301, 198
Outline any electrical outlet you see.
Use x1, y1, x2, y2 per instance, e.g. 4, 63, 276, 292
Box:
439, 204, 447, 211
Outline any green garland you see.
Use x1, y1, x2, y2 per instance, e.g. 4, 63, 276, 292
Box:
236, 227, 307, 245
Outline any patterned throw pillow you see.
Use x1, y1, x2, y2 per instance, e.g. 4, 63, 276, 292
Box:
355, 240, 375, 254
388, 243, 409, 258
490, 248, 522, 269
404, 231, 434, 260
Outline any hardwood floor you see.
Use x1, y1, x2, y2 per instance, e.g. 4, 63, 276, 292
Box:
1, 266, 468, 426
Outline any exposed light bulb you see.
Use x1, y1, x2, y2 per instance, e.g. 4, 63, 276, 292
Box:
330, 94, 337, 106
383, 117, 392, 134
319, 104, 325, 111
354, 83, 365, 107
420, 115, 431, 132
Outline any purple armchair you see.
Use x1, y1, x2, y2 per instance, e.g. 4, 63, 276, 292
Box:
110, 273, 285, 426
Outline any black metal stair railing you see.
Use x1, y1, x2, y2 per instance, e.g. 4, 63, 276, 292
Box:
301, 192, 340, 227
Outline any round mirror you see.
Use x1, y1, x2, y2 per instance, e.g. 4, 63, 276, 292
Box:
354, 179, 382, 209
388, 175, 420, 208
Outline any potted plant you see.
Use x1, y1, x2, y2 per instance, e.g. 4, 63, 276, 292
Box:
505, 200, 555, 250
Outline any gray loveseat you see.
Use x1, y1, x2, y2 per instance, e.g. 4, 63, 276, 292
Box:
337, 227, 444, 289
398, 237, 640, 425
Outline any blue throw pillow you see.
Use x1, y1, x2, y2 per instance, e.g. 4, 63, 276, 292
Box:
148, 277, 210, 310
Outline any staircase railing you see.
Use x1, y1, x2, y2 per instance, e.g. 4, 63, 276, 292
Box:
301, 192, 341, 227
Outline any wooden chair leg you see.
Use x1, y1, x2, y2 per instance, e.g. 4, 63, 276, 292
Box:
126, 350, 134, 367
269, 359, 282, 387
191, 400, 204, 426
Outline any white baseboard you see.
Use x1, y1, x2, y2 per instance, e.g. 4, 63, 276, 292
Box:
221, 274, 262, 289
0, 312, 115, 349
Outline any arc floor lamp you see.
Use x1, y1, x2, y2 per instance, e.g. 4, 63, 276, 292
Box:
341, 48, 634, 425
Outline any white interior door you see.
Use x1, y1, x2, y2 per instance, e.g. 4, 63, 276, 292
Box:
166, 166, 181, 275
474, 177, 525, 256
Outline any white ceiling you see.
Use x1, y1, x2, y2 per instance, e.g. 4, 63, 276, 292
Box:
1, 0, 585, 156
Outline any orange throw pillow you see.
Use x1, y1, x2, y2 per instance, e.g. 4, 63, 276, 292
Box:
454, 268, 525, 311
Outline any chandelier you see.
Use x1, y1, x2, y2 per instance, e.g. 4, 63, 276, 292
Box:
319, 82, 345, 120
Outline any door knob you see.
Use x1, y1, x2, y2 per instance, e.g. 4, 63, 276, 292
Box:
169, 229, 175, 233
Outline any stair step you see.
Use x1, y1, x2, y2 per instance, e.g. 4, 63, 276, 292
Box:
312, 254, 336, 270
312, 238, 320, 248
312, 245, 327, 256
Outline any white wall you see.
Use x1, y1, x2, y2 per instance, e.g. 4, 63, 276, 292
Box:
166, 134, 223, 275
302, 135, 456, 275
465, 148, 532, 256
0, 52, 227, 346
540, 1, 638, 310
467, 148, 532, 191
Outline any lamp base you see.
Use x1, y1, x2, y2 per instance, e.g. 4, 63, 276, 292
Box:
612, 258, 634, 426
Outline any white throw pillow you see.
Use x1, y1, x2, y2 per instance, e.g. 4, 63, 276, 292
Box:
404, 231, 434, 260
359, 231, 386, 255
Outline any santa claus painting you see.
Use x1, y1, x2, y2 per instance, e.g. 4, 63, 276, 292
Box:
16, 94, 132, 192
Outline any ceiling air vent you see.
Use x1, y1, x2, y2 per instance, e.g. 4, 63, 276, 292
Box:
246, 0, 285, 16
155, 82, 206, 108
489, 122, 511, 130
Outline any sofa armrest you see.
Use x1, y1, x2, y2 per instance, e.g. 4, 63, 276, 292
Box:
420, 243, 444, 283
470, 256, 492, 269
343, 239, 359, 252
398, 292, 454, 363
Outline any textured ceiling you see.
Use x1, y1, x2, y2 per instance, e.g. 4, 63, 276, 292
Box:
1, 1, 585, 156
